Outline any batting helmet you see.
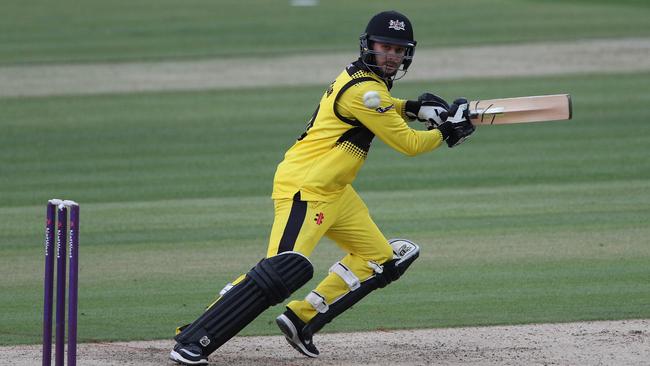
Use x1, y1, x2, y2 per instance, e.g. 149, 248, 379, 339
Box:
359, 10, 417, 80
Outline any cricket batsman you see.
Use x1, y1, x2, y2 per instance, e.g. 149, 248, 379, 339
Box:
170, 10, 476, 365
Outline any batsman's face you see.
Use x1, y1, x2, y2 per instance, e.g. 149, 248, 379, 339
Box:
372, 41, 406, 75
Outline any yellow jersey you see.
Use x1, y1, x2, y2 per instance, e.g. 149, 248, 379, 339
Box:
272, 60, 445, 202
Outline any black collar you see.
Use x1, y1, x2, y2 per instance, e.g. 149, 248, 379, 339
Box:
349, 59, 393, 90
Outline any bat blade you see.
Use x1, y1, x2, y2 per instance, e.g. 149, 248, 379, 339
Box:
469, 94, 572, 125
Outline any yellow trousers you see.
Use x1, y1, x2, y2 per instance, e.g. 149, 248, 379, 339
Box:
266, 185, 393, 323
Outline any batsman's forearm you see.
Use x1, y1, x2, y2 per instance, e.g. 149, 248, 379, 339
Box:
373, 127, 444, 157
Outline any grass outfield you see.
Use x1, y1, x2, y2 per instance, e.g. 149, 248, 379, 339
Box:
2, 0, 650, 64
1, 72, 649, 345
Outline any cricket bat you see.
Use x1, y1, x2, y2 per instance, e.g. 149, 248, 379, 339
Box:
468, 94, 572, 125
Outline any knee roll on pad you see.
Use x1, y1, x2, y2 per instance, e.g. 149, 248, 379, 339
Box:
175, 252, 313, 354
248, 252, 314, 305
376, 238, 420, 287
304, 239, 419, 337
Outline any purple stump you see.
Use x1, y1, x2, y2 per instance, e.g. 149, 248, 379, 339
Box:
43, 201, 56, 366
55, 205, 67, 366
67, 203, 79, 366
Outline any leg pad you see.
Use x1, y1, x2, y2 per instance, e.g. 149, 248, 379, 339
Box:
304, 239, 419, 337
175, 252, 313, 354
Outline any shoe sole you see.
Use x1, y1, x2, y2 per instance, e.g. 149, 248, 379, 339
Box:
276, 314, 318, 358
169, 350, 208, 365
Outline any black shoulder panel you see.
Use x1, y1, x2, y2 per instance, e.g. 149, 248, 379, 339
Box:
334, 76, 378, 127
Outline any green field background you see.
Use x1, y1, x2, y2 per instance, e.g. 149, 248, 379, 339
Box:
1, 0, 649, 346
2, 0, 650, 64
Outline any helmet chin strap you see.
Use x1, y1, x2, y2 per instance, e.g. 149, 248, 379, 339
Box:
360, 49, 410, 82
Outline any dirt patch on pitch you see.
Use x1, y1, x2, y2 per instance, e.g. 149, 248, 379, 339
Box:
4, 319, 648, 366
1, 38, 649, 97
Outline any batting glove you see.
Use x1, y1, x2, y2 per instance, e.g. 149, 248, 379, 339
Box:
405, 93, 450, 129
437, 98, 476, 148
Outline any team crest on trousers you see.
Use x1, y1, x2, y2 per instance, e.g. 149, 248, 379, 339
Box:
389, 20, 406, 31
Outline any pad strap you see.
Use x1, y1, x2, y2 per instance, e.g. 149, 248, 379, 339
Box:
305, 291, 329, 313
303, 239, 420, 338
367, 261, 383, 274
329, 262, 361, 291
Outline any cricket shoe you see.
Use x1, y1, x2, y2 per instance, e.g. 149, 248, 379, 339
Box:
169, 342, 208, 365
276, 309, 319, 358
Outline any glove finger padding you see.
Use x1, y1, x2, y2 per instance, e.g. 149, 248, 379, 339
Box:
446, 98, 468, 123
446, 120, 475, 147
418, 93, 450, 109
445, 98, 476, 148
405, 93, 450, 124
426, 110, 448, 130
421, 107, 447, 129
418, 93, 450, 128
